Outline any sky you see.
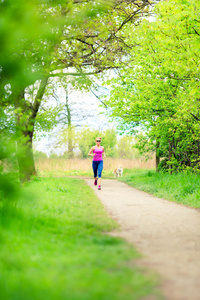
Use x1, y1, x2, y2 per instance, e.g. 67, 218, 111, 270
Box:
33, 86, 114, 156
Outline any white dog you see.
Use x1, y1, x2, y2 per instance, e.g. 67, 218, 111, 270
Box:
114, 167, 123, 178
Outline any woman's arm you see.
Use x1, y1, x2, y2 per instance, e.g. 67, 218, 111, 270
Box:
88, 146, 95, 157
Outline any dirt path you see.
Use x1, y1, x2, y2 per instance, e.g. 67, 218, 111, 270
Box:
85, 179, 200, 300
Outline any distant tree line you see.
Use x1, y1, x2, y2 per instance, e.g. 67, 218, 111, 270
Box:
34, 128, 140, 159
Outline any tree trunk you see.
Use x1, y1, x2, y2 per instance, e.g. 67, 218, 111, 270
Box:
66, 90, 74, 158
155, 141, 160, 172
17, 131, 36, 182
67, 125, 74, 158
15, 77, 48, 181
169, 141, 173, 174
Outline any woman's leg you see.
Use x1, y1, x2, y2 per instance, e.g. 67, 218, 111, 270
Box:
92, 161, 98, 178
97, 161, 103, 186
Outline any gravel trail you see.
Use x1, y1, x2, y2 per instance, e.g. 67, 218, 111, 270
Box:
85, 179, 200, 300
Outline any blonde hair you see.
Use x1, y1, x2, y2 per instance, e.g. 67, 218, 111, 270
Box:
96, 137, 102, 142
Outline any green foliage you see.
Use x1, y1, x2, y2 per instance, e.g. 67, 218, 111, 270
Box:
101, 129, 117, 157
0, 0, 106, 90
0, 173, 19, 206
105, 0, 200, 171
78, 128, 117, 158
35, 105, 64, 133
120, 169, 200, 209
78, 128, 100, 158
33, 150, 48, 159
49, 128, 141, 159
0, 107, 16, 136
54, 125, 77, 158
117, 136, 140, 159
0, 177, 157, 300
0, 135, 20, 210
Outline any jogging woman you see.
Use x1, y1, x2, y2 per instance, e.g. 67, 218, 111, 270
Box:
88, 137, 106, 190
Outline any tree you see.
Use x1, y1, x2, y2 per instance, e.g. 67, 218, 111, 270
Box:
117, 136, 137, 159
50, 84, 98, 158
78, 128, 101, 158
1, 0, 153, 181
78, 127, 117, 158
104, 0, 200, 171
101, 129, 117, 157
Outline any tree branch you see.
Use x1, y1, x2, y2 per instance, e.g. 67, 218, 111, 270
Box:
88, 86, 108, 108
30, 77, 49, 122
192, 27, 200, 36
190, 113, 200, 122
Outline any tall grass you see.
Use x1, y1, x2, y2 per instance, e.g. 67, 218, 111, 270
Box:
35, 157, 155, 175
120, 169, 200, 209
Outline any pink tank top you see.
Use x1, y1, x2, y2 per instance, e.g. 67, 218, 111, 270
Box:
93, 146, 103, 161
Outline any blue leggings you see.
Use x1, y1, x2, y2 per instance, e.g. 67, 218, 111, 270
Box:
92, 160, 103, 178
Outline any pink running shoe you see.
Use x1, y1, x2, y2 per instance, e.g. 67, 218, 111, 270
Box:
94, 179, 98, 186
98, 185, 101, 190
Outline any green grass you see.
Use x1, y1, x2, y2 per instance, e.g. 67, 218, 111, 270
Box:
119, 169, 200, 209
0, 177, 159, 300
37, 169, 114, 179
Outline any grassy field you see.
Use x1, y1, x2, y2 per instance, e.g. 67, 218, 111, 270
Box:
35, 157, 155, 177
119, 169, 200, 209
2, 158, 198, 299
0, 176, 159, 300
35, 157, 200, 209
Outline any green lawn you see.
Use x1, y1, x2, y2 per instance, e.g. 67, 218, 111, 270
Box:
37, 169, 114, 179
119, 169, 200, 209
0, 177, 159, 300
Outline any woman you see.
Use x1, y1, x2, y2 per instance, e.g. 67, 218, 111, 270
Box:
88, 137, 106, 190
